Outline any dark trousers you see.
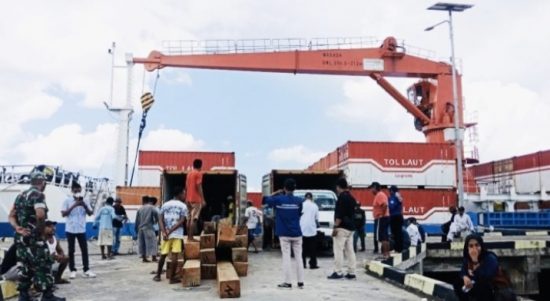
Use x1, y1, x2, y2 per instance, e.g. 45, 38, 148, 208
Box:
113, 227, 122, 253
302, 236, 318, 268
373, 219, 379, 252
390, 215, 404, 252
453, 277, 495, 301
66, 232, 89, 272
353, 228, 366, 251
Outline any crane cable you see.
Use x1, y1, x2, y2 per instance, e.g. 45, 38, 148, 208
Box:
129, 70, 160, 186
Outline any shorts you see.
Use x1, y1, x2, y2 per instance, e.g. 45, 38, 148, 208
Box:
376, 217, 390, 242
98, 229, 114, 246
160, 238, 183, 255
188, 203, 203, 221
248, 229, 256, 242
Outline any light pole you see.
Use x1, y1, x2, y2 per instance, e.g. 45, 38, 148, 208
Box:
426, 2, 473, 207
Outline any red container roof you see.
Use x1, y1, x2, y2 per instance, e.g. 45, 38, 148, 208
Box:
139, 150, 235, 171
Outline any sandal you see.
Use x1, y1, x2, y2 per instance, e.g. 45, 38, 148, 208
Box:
55, 278, 71, 285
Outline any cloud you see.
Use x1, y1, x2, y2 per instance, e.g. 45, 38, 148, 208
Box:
15, 123, 118, 174
161, 70, 193, 86
140, 128, 204, 151
326, 78, 425, 142
268, 145, 326, 166
0, 80, 63, 159
464, 80, 550, 161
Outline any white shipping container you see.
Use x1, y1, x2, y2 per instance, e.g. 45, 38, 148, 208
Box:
137, 167, 162, 186
515, 169, 550, 194
342, 159, 456, 188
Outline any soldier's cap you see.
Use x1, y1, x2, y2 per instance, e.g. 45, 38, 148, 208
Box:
30, 171, 46, 181
45, 220, 57, 226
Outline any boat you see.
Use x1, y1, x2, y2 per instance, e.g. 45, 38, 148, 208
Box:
0, 164, 121, 238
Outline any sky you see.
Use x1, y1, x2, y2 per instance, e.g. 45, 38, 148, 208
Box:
1, 0, 549, 192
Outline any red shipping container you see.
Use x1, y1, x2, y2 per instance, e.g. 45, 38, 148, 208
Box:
247, 192, 263, 208
309, 141, 455, 171
139, 151, 235, 171
341, 141, 455, 168
350, 187, 456, 217
471, 161, 493, 178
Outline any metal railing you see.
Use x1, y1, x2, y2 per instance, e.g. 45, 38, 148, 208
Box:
0, 164, 113, 210
161, 36, 437, 59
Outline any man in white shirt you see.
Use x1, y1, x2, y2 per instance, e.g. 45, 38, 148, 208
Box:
244, 201, 262, 253
406, 218, 421, 247
60, 182, 96, 279
153, 187, 188, 283
447, 206, 475, 242
300, 192, 319, 269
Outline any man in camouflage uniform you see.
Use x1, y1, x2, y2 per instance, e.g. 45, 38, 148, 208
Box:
9, 171, 65, 301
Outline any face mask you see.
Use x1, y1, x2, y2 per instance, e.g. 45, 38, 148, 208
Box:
74, 192, 83, 198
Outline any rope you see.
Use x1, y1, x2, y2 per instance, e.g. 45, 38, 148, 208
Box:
128, 70, 161, 186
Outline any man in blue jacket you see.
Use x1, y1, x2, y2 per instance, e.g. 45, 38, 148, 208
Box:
264, 178, 304, 289
388, 186, 404, 253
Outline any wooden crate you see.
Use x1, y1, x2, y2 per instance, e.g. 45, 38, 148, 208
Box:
166, 259, 184, 279
235, 234, 248, 248
200, 233, 216, 249
217, 261, 240, 298
236, 225, 248, 235
182, 259, 201, 287
217, 223, 236, 247
200, 248, 216, 265
233, 262, 248, 277
201, 264, 217, 280
203, 221, 217, 234
231, 247, 248, 263
184, 237, 201, 260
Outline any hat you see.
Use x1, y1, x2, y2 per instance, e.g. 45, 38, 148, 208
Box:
30, 171, 46, 181
368, 181, 381, 190
389, 185, 399, 193
45, 220, 57, 226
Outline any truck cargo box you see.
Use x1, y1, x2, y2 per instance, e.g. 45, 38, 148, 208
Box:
162, 170, 246, 224
261, 169, 344, 196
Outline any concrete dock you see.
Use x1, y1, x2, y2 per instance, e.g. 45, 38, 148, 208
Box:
1, 240, 424, 301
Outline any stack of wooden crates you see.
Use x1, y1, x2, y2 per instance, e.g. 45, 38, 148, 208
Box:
170, 219, 249, 298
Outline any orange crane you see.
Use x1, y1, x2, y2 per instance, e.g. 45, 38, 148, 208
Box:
133, 37, 463, 144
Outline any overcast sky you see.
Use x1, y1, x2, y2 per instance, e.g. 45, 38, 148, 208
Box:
1, 0, 549, 191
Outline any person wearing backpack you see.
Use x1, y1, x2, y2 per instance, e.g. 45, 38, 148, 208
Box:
352, 202, 366, 252
454, 234, 517, 301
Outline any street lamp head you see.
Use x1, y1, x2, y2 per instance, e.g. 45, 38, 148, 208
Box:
427, 2, 473, 12
424, 20, 449, 32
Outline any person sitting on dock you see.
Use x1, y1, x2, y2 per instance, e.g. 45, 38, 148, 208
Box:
442, 206, 457, 242
454, 234, 516, 301
44, 220, 70, 284
447, 206, 475, 242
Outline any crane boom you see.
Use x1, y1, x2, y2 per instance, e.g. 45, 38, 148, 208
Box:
133, 37, 463, 143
